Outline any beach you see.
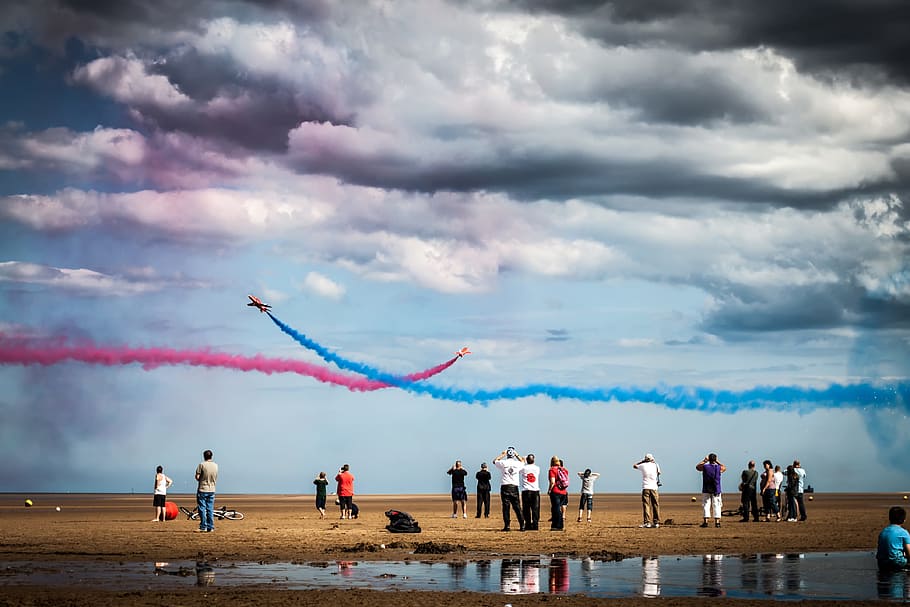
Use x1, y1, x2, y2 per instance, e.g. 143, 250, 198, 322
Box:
0, 492, 904, 605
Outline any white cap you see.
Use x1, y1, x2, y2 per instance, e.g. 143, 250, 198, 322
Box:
645, 453, 654, 461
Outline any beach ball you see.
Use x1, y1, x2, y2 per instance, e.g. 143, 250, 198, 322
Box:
164, 501, 179, 521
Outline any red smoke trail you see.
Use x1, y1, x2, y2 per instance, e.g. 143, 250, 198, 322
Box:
0, 335, 458, 392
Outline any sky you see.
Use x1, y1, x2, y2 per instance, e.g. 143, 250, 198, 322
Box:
0, 0, 908, 496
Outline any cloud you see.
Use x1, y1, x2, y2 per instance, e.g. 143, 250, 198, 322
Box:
300, 271, 345, 300
2, 184, 907, 329
0, 261, 205, 296
499, 0, 910, 85
546, 328, 569, 342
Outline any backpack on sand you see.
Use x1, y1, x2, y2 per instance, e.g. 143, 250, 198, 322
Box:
385, 509, 422, 533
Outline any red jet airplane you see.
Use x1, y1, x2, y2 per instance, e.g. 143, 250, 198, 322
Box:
455, 346, 471, 358
247, 294, 272, 313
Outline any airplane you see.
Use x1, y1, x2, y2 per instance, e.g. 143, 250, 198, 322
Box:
247, 294, 272, 313
455, 346, 471, 358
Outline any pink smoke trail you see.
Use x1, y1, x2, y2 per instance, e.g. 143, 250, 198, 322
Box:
0, 335, 458, 392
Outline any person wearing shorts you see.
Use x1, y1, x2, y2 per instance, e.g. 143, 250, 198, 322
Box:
152, 465, 172, 522
576, 468, 600, 523
447, 460, 469, 518
335, 464, 355, 519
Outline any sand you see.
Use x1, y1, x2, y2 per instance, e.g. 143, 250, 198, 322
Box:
0, 492, 904, 605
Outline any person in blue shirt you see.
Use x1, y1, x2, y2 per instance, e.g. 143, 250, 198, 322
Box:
877, 506, 910, 571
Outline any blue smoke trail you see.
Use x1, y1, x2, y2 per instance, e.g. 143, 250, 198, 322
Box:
268, 313, 910, 412
268, 312, 415, 379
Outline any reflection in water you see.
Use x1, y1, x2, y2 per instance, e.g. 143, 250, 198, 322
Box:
740, 554, 757, 593
784, 553, 803, 593
521, 559, 540, 594
500, 559, 521, 594
877, 569, 909, 600
153, 560, 215, 586
698, 554, 725, 597
5, 551, 886, 599
548, 558, 570, 593
336, 560, 356, 577
578, 557, 597, 592
448, 561, 466, 588
476, 559, 490, 585
642, 557, 660, 597
196, 563, 215, 586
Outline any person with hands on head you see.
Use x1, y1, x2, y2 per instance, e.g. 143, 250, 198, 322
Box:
447, 460, 469, 519
696, 453, 726, 528
493, 447, 525, 532
633, 453, 661, 528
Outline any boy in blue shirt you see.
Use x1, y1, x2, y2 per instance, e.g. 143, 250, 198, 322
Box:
877, 506, 910, 571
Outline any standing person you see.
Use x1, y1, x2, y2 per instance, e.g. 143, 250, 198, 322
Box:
447, 460, 469, 518
313, 472, 329, 519
773, 464, 784, 518
696, 453, 726, 528
152, 465, 173, 522
547, 455, 569, 531
777, 465, 789, 520
739, 460, 759, 523
194, 450, 218, 533
576, 468, 601, 523
783, 465, 798, 521
520, 454, 541, 530
475, 463, 492, 518
493, 447, 525, 532
760, 460, 780, 522
335, 464, 355, 520
792, 460, 808, 521
877, 506, 910, 571
634, 453, 661, 528
557, 459, 569, 522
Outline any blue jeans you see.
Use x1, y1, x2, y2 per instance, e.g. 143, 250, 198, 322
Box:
197, 491, 215, 531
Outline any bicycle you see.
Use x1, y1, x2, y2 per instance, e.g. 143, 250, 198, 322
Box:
179, 504, 245, 521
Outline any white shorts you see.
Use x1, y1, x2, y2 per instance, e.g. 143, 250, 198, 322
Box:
702, 493, 722, 518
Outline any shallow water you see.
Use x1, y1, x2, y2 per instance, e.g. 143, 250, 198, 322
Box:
2, 552, 908, 600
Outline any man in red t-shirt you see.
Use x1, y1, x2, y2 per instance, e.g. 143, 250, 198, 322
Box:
335, 464, 355, 519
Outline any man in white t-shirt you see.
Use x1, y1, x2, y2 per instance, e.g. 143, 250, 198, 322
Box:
520, 454, 541, 531
493, 447, 525, 532
633, 453, 661, 528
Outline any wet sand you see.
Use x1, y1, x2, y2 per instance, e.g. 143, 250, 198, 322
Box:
0, 492, 904, 605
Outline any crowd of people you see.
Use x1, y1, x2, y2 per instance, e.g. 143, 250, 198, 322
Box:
154, 448, 910, 573
736, 458, 809, 524
438, 448, 663, 532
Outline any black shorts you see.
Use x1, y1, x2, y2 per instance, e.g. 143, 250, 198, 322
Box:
316, 495, 326, 509
452, 486, 468, 501
153, 494, 166, 507
338, 495, 353, 509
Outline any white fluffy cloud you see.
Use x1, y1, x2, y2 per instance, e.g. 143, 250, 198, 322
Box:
301, 271, 345, 300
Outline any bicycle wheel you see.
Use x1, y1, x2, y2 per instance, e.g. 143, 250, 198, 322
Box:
223, 510, 244, 520
179, 506, 198, 520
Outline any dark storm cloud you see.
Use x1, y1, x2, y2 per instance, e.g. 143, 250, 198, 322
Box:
290, 143, 874, 208
700, 283, 910, 337
149, 50, 354, 151
5, 0, 332, 48
490, 0, 910, 85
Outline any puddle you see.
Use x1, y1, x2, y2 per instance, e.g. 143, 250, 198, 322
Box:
2, 552, 908, 600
